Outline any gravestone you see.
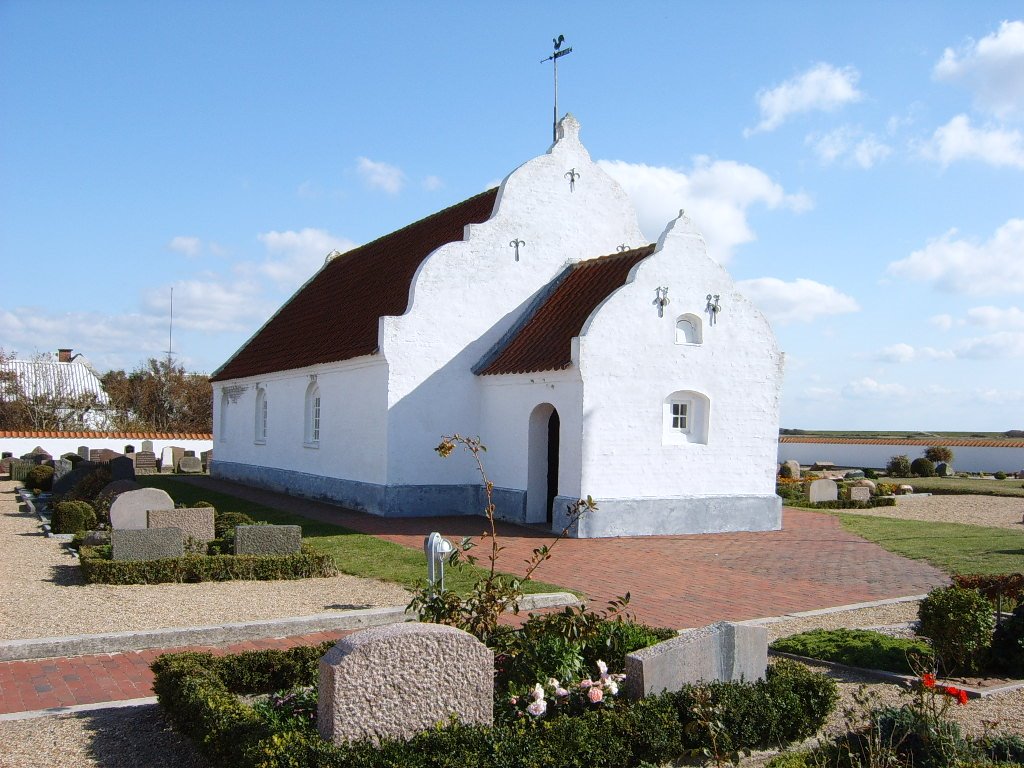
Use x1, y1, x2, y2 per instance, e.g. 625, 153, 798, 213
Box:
184, 450, 195, 458
133, 451, 157, 474
234, 525, 302, 555
852, 479, 877, 493
935, 462, 954, 477
849, 486, 871, 502
52, 458, 73, 483
781, 460, 801, 479
141, 440, 154, 453
109, 456, 135, 482
124, 444, 135, 454
77, 446, 90, 460
177, 456, 203, 474
97, 479, 142, 503
200, 450, 212, 470
624, 622, 768, 700
148, 507, 216, 542
318, 623, 493, 745
111, 528, 184, 561
808, 478, 838, 503
23, 447, 51, 464
108, 488, 175, 530
51, 462, 98, 496
898, 484, 914, 495
90, 448, 121, 463
171, 446, 186, 470
159, 446, 175, 473
1, 452, 11, 459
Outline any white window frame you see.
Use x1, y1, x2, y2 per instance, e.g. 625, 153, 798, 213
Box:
304, 380, 321, 448
670, 400, 691, 433
674, 314, 703, 345
663, 390, 710, 445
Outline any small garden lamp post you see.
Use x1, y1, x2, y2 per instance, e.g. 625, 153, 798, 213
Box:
423, 532, 456, 592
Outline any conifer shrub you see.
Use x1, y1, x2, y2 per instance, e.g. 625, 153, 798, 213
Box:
910, 457, 935, 477
51, 500, 97, 534
25, 464, 54, 491
215, 510, 256, 538
885, 455, 912, 477
63, 465, 112, 502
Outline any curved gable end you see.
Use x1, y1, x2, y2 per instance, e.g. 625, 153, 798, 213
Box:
476, 244, 654, 376
212, 188, 499, 382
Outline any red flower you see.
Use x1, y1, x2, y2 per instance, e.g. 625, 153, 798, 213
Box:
942, 685, 969, 705
921, 673, 937, 689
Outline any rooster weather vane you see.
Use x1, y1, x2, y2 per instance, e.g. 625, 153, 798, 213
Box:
542, 35, 573, 143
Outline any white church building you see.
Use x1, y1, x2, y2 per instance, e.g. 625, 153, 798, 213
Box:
210, 116, 784, 537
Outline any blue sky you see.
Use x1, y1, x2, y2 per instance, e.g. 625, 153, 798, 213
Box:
2, 2, 1023, 431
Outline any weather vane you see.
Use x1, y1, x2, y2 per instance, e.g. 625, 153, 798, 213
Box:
541, 35, 573, 143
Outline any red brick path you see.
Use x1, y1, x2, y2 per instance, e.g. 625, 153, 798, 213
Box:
0, 477, 947, 715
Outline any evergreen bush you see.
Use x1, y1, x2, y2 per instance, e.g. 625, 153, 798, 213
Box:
24, 464, 54, 491
918, 585, 995, 675
885, 455, 912, 477
910, 457, 935, 477
63, 466, 112, 502
51, 500, 98, 534
215, 510, 256, 538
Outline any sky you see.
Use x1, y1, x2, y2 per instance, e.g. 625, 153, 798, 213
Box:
2, 2, 1023, 432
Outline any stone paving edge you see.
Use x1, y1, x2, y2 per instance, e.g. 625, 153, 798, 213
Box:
0, 696, 159, 722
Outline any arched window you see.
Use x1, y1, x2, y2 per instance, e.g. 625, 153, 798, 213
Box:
675, 314, 703, 345
663, 390, 710, 445
254, 387, 267, 444
304, 379, 321, 447
218, 390, 229, 442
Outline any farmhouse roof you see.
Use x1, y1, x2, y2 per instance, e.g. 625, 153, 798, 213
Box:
211, 188, 499, 382
476, 245, 655, 376
1, 357, 109, 406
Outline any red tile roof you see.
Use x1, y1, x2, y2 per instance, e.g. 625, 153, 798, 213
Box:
0, 431, 213, 439
779, 436, 1024, 448
477, 245, 655, 376
211, 188, 499, 382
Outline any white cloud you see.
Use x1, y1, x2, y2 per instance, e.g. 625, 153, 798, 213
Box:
807, 126, 892, 168
921, 114, 1024, 168
142, 278, 265, 334
876, 343, 954, 363
934, 20, 1024, 120
966, 305, 1024, 328
735, 277, 859, 325
168, 236, 201, 257
954, 331, 1024, 359
422, 175, 443, 191
842, 377, 908, 399
929, 313, 959, 330
887, 218, 1024, 294
256, 228, 357, 291
747, 63, 863, 135
599, 157, 811, 260
356, 157, 405, 194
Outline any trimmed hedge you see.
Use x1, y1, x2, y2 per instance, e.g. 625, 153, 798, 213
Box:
51, 500, 98, 534
25, 464, 54, 491
79, 543, 337, 584
152, 645, 837, 768
771, 628, 934, 675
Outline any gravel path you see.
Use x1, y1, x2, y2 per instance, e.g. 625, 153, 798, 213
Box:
857, 493, 1024, 530
0, 481, 411, 641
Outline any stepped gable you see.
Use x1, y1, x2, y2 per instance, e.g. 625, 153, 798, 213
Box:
477, 244, 655, 376
211, 188, 499, 382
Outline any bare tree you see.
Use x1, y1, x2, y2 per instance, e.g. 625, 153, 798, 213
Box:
102, 357, 212, 433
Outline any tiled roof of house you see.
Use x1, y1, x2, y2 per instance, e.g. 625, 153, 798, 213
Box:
476, 245, 655, 376
211, 188, 499, 382
778, 436, 1024, 448
1, 359, 109, 405
0, 430, 213, 439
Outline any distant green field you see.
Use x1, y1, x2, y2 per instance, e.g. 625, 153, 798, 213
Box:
137, 475, 570, 597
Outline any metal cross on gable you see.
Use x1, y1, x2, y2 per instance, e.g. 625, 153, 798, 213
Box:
542, 35, 573, 143
509, 238, 525, 261
564, 167, 580, 192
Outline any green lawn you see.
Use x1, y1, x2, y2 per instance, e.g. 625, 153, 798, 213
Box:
899, 475, 1024, 498
137, 475, 568, 597
837, 513, 1024, 576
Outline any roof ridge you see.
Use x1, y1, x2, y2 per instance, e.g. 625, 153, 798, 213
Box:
571, 243, 656, 269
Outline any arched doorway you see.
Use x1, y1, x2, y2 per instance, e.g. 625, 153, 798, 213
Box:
527, 403, 560, 527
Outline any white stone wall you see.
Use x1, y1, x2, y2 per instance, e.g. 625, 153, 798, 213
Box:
578, 215, 783, 501
778, 442, 1024, 474
213, 357, 388, 484
0, 435, 212, 460
379, 115, 644, 491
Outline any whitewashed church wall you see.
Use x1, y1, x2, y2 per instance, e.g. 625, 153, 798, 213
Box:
379, 115, 645, 493
777, 442, 1024, 474
568, 215, 784, 536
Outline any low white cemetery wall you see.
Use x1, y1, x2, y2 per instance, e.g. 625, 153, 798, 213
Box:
778, 439, 1024, 474
0, 433, 212, 462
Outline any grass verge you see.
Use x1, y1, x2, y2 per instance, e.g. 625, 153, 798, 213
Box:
902, 476, 1024, 498
137, 475, 569, 597
837, 513, 1024, 576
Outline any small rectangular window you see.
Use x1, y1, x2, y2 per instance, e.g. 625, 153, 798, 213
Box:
671, 401, 689, 431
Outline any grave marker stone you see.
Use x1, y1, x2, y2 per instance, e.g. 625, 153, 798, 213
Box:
124, 444, 135, 454
109, 455, 135, 482
141, 440, 153, 453
852, 479, 877, 493
111, 528, 184, 561
77, 446, 90, 460
133, 451, 157, 474
624, 621, 768, 700
177, 456, 203, 474
781, 460, 801, 479
148, 507, 216, 542
52, 458, 73, 483
200, 450, 212, 470
184, 450, 195, 457
234, 525, 302, 555
159, 446, 175, 473
808, 478, 838, 503
109, 488, 174, 530
51, 462, 97, 496
849, 486, 871, 502
935, 462, 954, 477
318, 623, 493, 745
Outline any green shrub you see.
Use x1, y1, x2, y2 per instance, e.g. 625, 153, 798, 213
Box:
995, 471, 1008, 480
990, 604, 1024, 677
61, 452, 84, 466
63, 466, 112, 502
863, 468, 878, 479
874, 704, 969, 768
78, 544, 337, 584
25, 464, 54, 491
910, 457, 935, 477
151, 646, 837, 768
51, 500, 98, 534
924, 446, 954, 464
771, 628, 934, 674
778, 463, 794, 479
215, 510, 256, 538
918, 585, 995, 675
886, 455, 912, 477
